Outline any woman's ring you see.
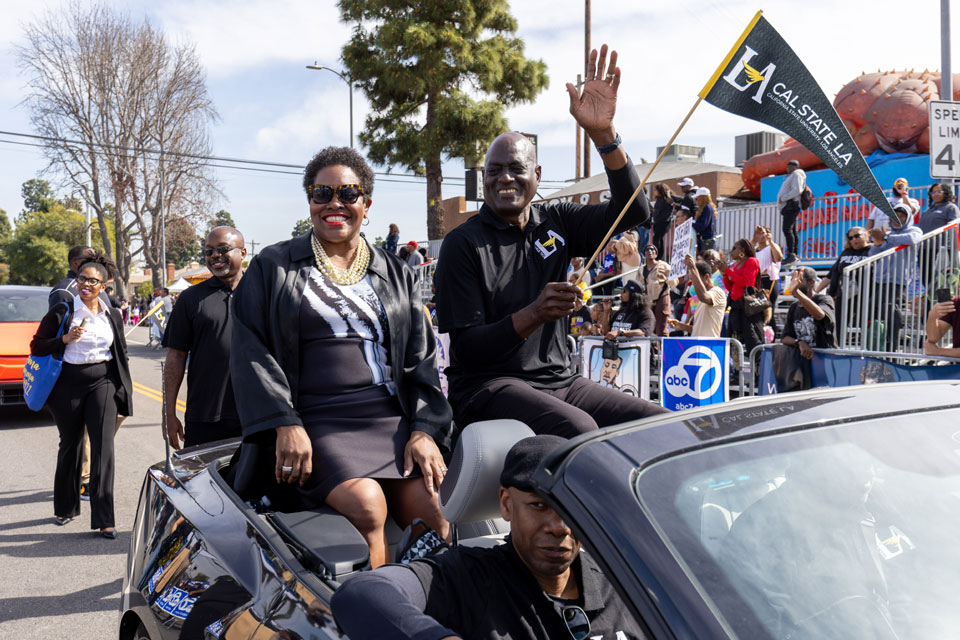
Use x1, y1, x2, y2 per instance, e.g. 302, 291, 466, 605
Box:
440, 467, 448, 473
605, 73, 615, 80
281, 465, 293, 472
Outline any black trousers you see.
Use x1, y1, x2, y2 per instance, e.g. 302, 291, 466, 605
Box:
47, 361, 118, 529
781, 200, 801, 255
760, 275, 780, 332
652, 222, 671, 260
454, 376, 669, 439
184, 417, 243, 448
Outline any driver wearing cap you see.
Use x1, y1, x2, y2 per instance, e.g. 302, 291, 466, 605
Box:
332, 435, 644, 640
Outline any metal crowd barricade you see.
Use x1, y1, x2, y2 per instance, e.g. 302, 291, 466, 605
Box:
414, 260, 438, 308
748, 343, 960, 396
839, 221, 960, 354
713, 185, 934, 265
575, 335, 746, 403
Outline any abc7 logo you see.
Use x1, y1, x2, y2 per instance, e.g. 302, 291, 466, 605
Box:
663, 346, 723, 400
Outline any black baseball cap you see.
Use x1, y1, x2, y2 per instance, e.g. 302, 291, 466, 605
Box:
500, 435, 566, 492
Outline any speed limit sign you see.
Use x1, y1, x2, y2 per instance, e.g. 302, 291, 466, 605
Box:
930, 100, 960, 179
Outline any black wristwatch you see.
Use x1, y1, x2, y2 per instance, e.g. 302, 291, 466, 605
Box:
595, 133, 622, 155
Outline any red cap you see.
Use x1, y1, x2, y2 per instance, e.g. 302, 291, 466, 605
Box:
406, 241, 418, 248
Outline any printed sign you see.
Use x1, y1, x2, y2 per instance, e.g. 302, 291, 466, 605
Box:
929, 100, 960, 179
155, 584, 197, 620
434, 331, 450, 397
669, 219, 695, 280
661, 338, 729, 410
580, 337, 650, 400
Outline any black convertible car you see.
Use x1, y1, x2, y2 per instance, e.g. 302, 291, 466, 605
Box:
120, 381, 960, 639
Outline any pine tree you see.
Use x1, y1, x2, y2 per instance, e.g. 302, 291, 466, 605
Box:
339, 0, 548, 239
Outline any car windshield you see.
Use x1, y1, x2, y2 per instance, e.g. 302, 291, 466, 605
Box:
0, 289, 49, 322
634, 411, 960, 639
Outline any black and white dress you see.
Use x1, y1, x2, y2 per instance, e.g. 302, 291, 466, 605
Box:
296, 266, 410, 503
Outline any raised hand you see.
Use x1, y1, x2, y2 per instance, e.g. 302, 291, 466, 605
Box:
565, 44, 619, 142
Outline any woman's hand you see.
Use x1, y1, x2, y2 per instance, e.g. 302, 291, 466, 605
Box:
275, 425, 313, 486
404, 430, 446, 496
62, 325, 86, 344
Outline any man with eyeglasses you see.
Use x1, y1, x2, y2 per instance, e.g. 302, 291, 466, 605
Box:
332, 435, 644, 639
161, 227, 247, 448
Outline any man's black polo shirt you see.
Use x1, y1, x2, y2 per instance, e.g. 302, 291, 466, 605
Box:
435, 158, 649, 407
404, 538, 644, 639
162, 276, 238, 422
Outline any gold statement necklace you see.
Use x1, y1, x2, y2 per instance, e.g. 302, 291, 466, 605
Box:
310, 233, 370, 286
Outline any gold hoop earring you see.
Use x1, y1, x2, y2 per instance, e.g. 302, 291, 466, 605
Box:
362, 217, 370, 226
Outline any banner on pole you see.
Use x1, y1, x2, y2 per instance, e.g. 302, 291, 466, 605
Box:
580, 337, 651, 400
661, 338, 729, 411
700, 12, 894, 220
668, 219, 695, 280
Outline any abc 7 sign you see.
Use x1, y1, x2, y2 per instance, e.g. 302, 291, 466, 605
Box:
663, 346, 724, 401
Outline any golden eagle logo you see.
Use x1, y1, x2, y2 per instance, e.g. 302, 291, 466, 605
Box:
743, 62, 765, 85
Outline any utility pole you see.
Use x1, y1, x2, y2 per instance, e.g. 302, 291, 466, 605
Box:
159, 138, 166, 287
575, 73, 582, 181
943, 0, 953, 103
583, 0, 592, 178
248, 240, 260, 256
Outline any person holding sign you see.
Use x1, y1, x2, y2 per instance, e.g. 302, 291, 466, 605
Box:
434, 44, 667, 438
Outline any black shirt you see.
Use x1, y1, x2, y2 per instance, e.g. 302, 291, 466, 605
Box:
332, 537, 645, 640
406, 539, 643, 640
162, 276, 239, 422
435, 158, 650, 406
610, 307, 654, 337
782, 293, 837, 349
825, 247, 870, 297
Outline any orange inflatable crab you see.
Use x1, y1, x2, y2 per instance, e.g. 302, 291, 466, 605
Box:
741, 70, 960, 195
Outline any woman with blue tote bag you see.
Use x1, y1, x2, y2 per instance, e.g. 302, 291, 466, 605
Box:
29, 252, 132, 538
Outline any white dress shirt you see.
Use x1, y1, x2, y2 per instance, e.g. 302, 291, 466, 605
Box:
64, 295, 114, 364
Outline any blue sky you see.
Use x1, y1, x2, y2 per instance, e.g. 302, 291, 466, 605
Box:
0, 0, 954, 257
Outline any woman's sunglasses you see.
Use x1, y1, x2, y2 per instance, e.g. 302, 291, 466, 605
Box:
306, 184, 364, 205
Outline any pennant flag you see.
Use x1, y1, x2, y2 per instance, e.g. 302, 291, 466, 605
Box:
700, 11, 895, 220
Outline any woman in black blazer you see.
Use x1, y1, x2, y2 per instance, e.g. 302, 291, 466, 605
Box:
30, 252, 132, 538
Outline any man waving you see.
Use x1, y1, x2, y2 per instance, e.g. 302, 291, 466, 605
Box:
435, 45, 667, 438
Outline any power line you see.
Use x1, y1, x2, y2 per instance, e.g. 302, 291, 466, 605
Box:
0, 129, 571, 187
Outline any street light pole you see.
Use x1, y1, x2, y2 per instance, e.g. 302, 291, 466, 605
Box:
306, 63, 354, 148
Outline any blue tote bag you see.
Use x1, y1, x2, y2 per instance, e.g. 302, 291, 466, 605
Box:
23, 302, 70, 411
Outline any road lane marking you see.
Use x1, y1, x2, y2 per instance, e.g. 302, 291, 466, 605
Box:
132, 381, 186, 412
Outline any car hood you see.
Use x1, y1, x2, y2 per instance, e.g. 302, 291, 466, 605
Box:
0, 322, 38, 382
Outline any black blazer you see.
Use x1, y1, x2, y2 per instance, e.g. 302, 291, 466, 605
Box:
30, 298, 133, 416
230, 232, 454, 450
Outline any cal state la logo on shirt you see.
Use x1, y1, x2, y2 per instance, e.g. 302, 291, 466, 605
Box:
534, 230, 566, 259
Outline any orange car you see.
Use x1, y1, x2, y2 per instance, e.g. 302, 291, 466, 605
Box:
0, 285, 51, 405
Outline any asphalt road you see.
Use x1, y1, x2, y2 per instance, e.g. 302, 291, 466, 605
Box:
0, 326, 186, 639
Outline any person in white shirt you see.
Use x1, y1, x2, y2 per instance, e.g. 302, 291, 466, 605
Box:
28, 252, 132, 539
669, 254, 726, 338
776, 159, 806, 265
866, 177, 919, 231
613, 232, 641, 285
753, 225, 783, 331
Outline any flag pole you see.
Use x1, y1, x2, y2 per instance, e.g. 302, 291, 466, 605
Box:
574, 9, 763, 287
574, 97, 702, 286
